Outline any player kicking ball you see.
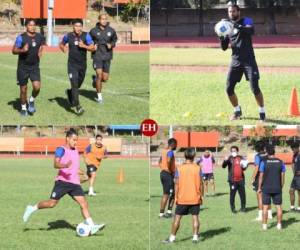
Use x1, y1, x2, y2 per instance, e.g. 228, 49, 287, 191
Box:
163, 148, 203, 244
84, 134, 108, 196
12, 19, 45, 117
90, 14, 117, 104
258, 145, 285, 230
59, 19, 95, 115
22, 129, 105, 235
218, 4, 265, 121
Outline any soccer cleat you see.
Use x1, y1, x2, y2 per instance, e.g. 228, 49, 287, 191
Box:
163, 213, 173, 218
230, 109, 242, 121
231, 209, 237, 214
65, 89, 72, 105
277, 224, 282, 230
88, 191, 97, 196
23, 205, 36, 222
92, 75, 97, 88
20, 109, 28, 117
94, 97, 103, 104
90, 224, 105, 235
162, 238, 174, 244
259, 112, 266, 121
240, 208, 246, 213
75, 106, 85, 115
254, 216, 262, 221
192, 238, 199, 244
28, 101, 36, 114
262, 224, 268, 230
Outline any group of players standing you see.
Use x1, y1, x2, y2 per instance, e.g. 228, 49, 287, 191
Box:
12, 14, 117, 116
158, 138, 300, 244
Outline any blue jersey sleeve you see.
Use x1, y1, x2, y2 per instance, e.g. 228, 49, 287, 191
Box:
55, 147, 65, 158
62, 34, 69, 44
15, 35, 23, 48
85, 144, 92, 154
174, 169, 179, 178
86, 33, 93, 45
167, 150, 174, 158
281, 163, 286, 172
259, 161, 265, 172
243, 17, 253, 26
254, 154, 260, 166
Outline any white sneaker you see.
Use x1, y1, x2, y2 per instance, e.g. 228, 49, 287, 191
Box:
277, 223, 282, 230
23, 205, 36, 222
254, 216, 262, 221
88, 191, 97, 196
90, 223, 105, 235
94, 97, 103, 104
262, 224, 267, 230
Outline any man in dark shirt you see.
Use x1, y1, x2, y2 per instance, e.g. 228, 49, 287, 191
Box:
219, 4, 265, 121
59, 19, 94, 115
258, 145, 285, 230
90, 14, 118, 104
289, 142, 300, 212
222, 145, 248, 213
12, 19, 45, 116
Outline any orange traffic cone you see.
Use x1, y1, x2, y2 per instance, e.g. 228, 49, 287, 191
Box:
117, 167, 124, 184
288, 87, 300, 116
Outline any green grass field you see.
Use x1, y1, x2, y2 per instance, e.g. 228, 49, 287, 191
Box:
150, 48, 300, 125
0, 158, 149, 250
150, 166, 300, 250
0, 51, 149, 125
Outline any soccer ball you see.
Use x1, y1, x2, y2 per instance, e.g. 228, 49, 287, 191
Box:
76, 222, 91, 237
214, 20, 233, 37
240, 160, 249, 169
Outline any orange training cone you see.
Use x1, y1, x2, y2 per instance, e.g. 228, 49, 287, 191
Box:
117, 167, 124, 184
288, 87, 300, 116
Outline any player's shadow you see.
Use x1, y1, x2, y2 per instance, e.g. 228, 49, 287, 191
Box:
7, 99, 20, 112
210, 192, 228, 197
79, 89, 97, 102
269, 217, 300, 229
178, 227, 231, 242
23, 220, 76, 232
245, 206, 257, 212
48, 97, 76, 114
242, 116, 300, 125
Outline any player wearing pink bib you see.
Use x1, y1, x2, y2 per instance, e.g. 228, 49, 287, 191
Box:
22, 129, 105, 235
197, 150, 216, 197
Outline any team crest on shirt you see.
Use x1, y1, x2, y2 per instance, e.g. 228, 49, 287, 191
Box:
69, 73, 73, 79
233, 28, 239, 35
107, 32, 111, 37
74, 41, 79, 46
52, 192, 56, 198
97, 32, 100, 36
32, 41, 36, 47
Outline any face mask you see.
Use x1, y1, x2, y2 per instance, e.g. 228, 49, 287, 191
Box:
231, 152, 237, 157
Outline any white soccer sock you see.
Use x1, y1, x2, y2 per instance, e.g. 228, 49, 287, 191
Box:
259, 107, 265, 113
169, 234, 176, 242
97, 93, 102, 100
85, 217, 95, 227
21, 104, 27, 110
89, 186, 94, 193
29, 96, 35, 102
33, 204, 38, 211
268, 209, 272, 218
234, 106, 241, 112
167, 210, 172, 214
258, 210, 263, 218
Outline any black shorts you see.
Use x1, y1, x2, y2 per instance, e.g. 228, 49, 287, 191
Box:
17, 65, 40, 86
50, 181, 85, 200
290, 176, 300, 190
202, 173, 214, 181
160, 170, 174, 195
86, 165, 97, 177
68, 63, 86, 87
175, 204, 200, 216
252, 176, 259, 191
227, 60, 260, 83
262, 192, 282, 205
93, 59, 111, 73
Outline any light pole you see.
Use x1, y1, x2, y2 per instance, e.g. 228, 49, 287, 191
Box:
47, 0, 54, 46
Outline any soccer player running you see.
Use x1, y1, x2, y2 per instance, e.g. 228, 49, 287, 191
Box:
12, 19, 45, 116
59, 19, 94, 115
219, 4, 265, 121
158, 138, 177, 218
222, 146, 248, 213
251, 141, 272, 221
90, 14, 118, 104
289, 142, 300, 212
22, 129, 105, 234
258, 145, 285, 230
197, 150, 216, 197
84, 134, 108, 196
163, 148, 203, 244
